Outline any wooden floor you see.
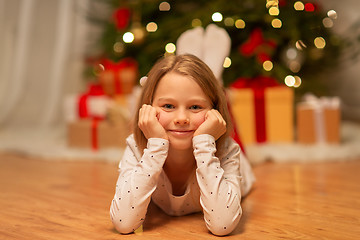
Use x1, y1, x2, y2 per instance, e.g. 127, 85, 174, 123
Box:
0, 153, 359, 240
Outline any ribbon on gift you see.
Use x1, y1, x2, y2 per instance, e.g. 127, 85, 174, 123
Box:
91, 118, 100, 150
78, 84, 106, 119
101, 58, 137, 95
230, 76, 279, 143
77, 84, 107, 151
302, 93, 341, 143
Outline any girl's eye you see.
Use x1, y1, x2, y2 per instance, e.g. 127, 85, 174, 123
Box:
163, 104, 174, 109
190, 105, 202, 110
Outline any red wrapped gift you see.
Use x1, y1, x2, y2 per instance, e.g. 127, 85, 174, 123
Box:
99, 58, 138, 96
228, 76, 294, 145
78, 83, 109, 119
63, 84, 112, 123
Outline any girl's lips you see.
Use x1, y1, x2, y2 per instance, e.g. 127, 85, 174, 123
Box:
168, 130, 194, 137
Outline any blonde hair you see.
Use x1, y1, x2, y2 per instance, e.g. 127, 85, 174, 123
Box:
133, 54, 233, 154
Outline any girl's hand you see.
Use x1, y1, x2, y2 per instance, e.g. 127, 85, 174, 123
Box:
138, 104, 168, 140
194, 109, 226, 140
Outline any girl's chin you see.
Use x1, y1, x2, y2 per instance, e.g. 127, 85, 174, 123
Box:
168, 137, 193, 151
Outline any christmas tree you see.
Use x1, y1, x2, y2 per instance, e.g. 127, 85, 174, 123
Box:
86, 0, 342, 96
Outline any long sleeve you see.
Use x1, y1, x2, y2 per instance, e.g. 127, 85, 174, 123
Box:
110, 135, 169, 234
193, 134, 243, 236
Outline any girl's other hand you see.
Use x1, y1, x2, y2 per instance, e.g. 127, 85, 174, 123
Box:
194, 109, 226, 140
138, 104, 168, 140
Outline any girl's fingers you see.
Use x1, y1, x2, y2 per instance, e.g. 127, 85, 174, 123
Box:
208, 109, 226, 125
138, 104, 167, 140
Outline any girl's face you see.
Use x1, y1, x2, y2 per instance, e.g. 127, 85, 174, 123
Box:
152, 72, 212, 151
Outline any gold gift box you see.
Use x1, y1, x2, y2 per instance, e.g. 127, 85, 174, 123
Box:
228, 86, 294, 145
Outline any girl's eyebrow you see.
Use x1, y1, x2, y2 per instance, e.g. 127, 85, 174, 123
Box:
157, 97, 209, 102
156, 97, 174, 102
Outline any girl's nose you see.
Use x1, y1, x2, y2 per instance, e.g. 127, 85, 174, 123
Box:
175, 118, 189, 125
174, 110, 189, 125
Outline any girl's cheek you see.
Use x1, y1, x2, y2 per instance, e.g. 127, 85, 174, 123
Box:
156, 110, 168, 126
195, 113, 207, 127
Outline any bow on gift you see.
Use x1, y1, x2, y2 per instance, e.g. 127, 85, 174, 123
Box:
231, 76, 279, 143
78, 84, 107, 119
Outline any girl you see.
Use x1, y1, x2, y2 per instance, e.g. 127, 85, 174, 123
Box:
110, 54, 255, 236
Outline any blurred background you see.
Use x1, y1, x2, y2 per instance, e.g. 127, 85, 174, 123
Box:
0, 0, 359, 162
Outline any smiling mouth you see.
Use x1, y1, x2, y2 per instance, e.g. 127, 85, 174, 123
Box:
168, 130, 194, 136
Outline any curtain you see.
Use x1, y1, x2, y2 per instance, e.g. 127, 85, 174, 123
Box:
0, 0, 89, 128
0, 0, 124, 161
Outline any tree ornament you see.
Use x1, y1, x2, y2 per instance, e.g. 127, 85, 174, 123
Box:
240, 28, 277, 63
113, 8, 131, 30
130, 22, 146, 44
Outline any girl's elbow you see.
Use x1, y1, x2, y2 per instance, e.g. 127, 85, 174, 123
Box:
113, 222, 137, 234
208, 224, 234, 236
111, 215, 140, 234
207, 208, 242, 236
110, 207, 141, 234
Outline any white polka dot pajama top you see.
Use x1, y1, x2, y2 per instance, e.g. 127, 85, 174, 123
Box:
110, 134, 255, 236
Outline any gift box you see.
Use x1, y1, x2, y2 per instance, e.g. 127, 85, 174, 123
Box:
99, 58, 138, 96
296, 95, 341, 144
107, 95, 133, 125
228, 76, 294, 145
67, 119, 130, 150
108, 91, 141, 121
63, 84, 111, 122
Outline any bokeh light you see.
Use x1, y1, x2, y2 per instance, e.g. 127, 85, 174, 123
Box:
266, 0, 279, 9
289, 61, 301, 73
223, 57, 232, 68
271, 18, 282, 28
314, 37, 326, 49
123, 32, 134, 43
263, 60, 273, 71
235, 19, 245, 29
294, 1, 304, 11
212, 12, 223, 22
295, 40, 307, 50
159, 2, 170, 11
224, 17, 234, 27
192, 19, 202, 27
146, 22, 158, 32
322, 17, 333, 28
93, 63, 105, 76
113, 42, 124, 53
286, 48, 298, 60
285, 75, 296, 87
327, 10, 337, 19
304, 3, 315, 12
165, 43, 176, 53
269, 7, 280, 16
293, 76, 302, 87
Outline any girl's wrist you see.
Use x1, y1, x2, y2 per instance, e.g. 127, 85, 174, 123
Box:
193, 134, 215, 141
